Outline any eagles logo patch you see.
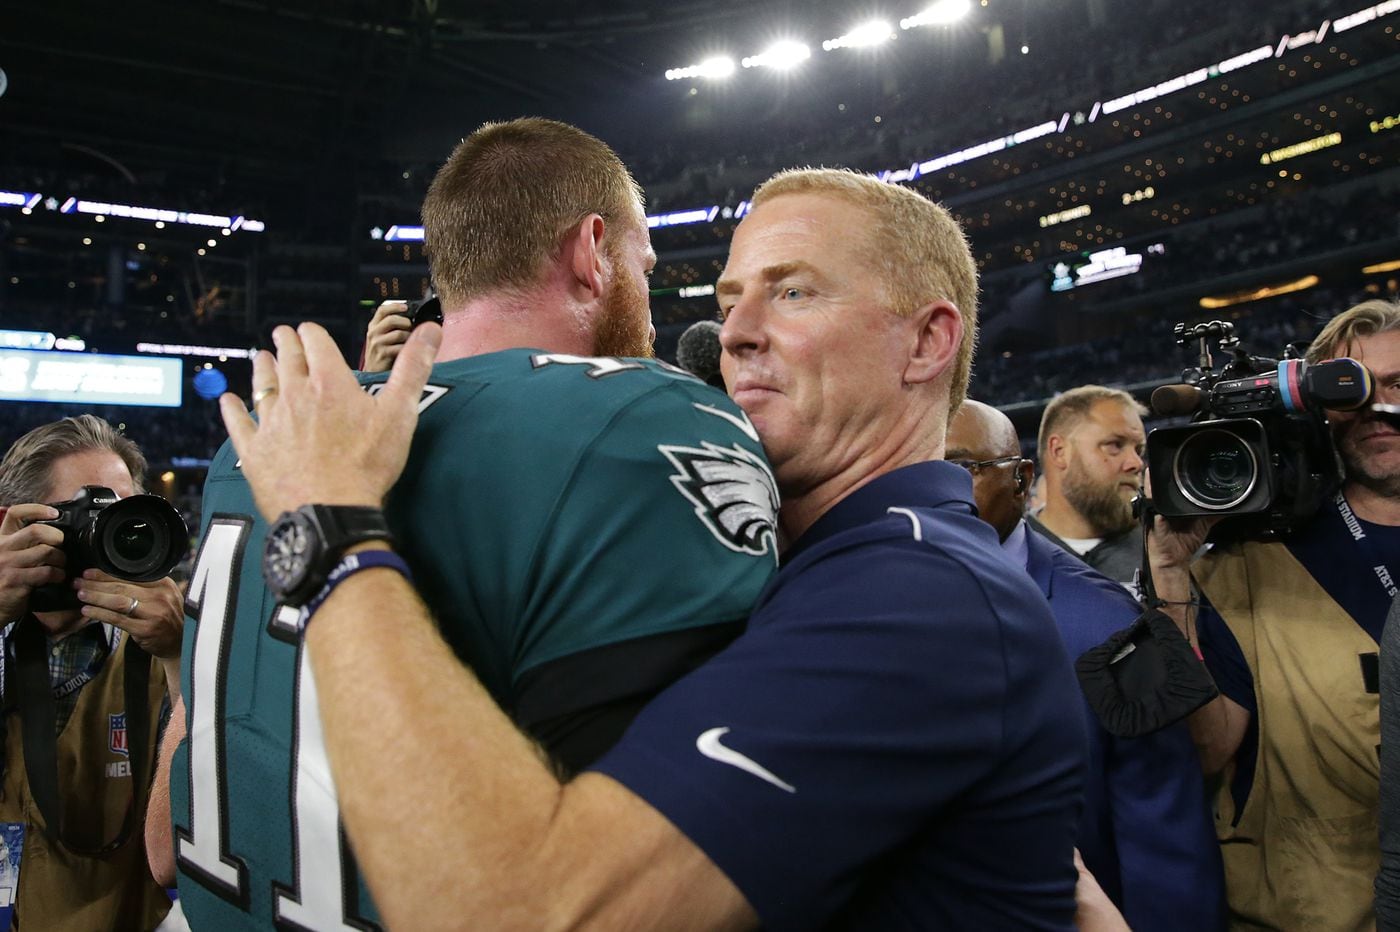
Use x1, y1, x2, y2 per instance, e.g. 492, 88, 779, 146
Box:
660, 442, 779, 559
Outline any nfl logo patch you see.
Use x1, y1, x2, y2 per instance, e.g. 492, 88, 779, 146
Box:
109, 713, 128, 756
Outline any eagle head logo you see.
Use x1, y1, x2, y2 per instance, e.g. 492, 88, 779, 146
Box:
659, 442, 779, 560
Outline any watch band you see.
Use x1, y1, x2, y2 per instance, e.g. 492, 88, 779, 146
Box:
298, 549, 413, 633
307, 505, 395, 552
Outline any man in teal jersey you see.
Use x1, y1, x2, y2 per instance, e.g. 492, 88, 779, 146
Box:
149, 118, 779, 929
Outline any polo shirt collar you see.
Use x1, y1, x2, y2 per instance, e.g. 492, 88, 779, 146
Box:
783, 460, 975, 564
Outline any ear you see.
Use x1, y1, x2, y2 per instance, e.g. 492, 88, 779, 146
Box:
565, 214, 608, 300
902, 299, 963, 387
1045, 432, 1070, 472
1013, 458, 1035, 503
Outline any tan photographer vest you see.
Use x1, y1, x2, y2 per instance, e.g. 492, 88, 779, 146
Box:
1196, 541, 1380, 932
0, 627, 170, 931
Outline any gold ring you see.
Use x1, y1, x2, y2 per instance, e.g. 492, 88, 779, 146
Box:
252, 386, 279, 406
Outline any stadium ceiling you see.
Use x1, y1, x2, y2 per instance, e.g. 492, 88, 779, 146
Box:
1, 0, 951, 182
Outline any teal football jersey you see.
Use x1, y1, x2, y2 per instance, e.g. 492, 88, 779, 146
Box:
170, 350, 779, 930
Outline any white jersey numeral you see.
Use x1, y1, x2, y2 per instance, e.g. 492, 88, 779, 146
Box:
176, 518, 251, 903
178, 518, 379, 929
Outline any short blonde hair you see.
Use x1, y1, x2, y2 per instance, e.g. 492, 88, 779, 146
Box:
1037, 385, 1147, 462
749, 168, 980, 411
422, 118, 643, 306
1305, 299, 1400, 364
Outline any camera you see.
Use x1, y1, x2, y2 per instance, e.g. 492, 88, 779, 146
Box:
1145, 320, 1373, 539
28, 485, 188, 612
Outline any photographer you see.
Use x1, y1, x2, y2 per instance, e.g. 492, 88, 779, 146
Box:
1149, 299, 1400, 930
0, 415, 182, 930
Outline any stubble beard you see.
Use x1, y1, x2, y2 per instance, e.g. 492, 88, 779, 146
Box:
592, 255, 654, 359
1338, 419, 1400, 500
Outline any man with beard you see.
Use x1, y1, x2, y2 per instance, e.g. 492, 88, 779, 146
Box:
1148, 299, 1400, 930
154, 118, 780, 929
1031, 385, 1148, 593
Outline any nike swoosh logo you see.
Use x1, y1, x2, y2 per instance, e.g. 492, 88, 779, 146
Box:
695, 727, 796, 794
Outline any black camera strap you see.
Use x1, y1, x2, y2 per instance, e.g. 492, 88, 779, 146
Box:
12, 617, 150, 857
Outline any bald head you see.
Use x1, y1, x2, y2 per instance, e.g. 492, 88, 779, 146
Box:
947, 400, 1034, 542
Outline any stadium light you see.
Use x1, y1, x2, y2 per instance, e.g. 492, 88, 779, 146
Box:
822, 20, 895, 51
742, 41, 812, 70
901, 0, 972, 29
664, 56, 738, 81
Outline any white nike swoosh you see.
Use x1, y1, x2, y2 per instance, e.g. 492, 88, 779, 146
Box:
695, 727, 796, 793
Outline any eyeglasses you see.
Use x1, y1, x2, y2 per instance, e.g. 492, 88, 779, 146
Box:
948, 455, 1024, 475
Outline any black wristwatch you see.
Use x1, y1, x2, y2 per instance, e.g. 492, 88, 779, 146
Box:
262, 505, 395, 607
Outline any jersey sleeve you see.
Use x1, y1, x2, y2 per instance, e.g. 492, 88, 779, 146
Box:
588, 539, 1025, 929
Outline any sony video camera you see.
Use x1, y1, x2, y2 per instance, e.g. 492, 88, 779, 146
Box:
28, 485, 188, 611
1145, 320, 1373, 539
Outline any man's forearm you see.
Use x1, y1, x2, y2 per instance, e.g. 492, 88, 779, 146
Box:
303, 563, 754, 930
146, 698, 184, 886
304, 566, 566, 926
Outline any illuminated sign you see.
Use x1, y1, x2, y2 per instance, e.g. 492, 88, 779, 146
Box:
1371, 113, 1400, 133
0, 191, 40, 209
1049, 243, 1164, 293
1259, 132, 1342, 164
678, 285, 717, 298
0, 330, 86, 352
0, 350, 183, 406
648, 207, 720, 229
56, 198, 265, 232
136, 342, 255, 360
1039, 205, 1091, 228
1122, 186, 1157, 205
1335, 0, 1400, 32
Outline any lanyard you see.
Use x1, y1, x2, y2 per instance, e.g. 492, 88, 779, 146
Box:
1331, 491, 1399, 601
50, 641, 110, 701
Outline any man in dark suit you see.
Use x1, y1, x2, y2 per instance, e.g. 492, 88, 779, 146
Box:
947, 399, 1224, 932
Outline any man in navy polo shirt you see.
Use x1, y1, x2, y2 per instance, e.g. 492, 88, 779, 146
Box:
218, 167, 1089, 929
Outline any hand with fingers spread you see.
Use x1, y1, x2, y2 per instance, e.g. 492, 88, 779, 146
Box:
363, 301, 414, 373
221, 321, 443, 522
74, 568, 184, 659
0, 503, 68, 623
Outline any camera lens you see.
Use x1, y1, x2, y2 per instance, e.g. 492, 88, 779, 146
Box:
1173, 428, 1259, 511
113, 519, 159, 565
103, 515, 169, 575
90, 494, 187, 580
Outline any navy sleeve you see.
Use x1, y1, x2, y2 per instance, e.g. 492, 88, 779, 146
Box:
1196, 597, 1256, 713
591, 537, 1069, 930
1040, 557, 1224, 931
1107, 724, 1225, 931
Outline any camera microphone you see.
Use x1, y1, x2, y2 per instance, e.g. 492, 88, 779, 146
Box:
1151, 384, 1203, 417
677, 320, 725, 390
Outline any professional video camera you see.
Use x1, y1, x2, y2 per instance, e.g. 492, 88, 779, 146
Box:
1145, 320, 1373, 539
28, 485, 188, 611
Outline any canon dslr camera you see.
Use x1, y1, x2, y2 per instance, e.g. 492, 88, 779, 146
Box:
28, 485, 188, 611
1146, 320, 1373, 539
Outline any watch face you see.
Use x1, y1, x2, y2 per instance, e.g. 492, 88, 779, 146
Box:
263, 512, 316, 598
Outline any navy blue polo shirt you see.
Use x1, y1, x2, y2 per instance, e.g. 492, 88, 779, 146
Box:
592, 461, 1088, 930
